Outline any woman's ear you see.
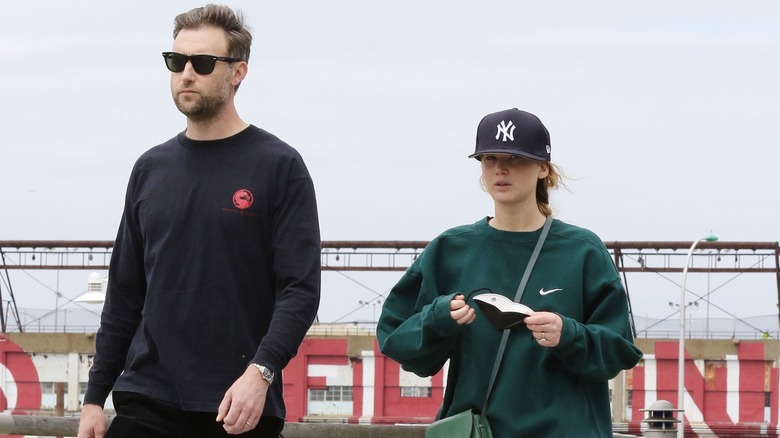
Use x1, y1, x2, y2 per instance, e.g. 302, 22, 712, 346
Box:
538, 162, 550, 180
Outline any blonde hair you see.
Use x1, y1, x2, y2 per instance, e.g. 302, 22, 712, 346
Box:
537, 162, 567, 217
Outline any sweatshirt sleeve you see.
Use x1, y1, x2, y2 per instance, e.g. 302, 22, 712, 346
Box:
376, 257, 463, 377
552, 250, 642, 380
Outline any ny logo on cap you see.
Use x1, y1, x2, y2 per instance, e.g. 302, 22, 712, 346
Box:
495, 120, 515, 142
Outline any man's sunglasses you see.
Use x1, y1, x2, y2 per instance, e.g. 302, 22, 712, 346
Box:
162, 52, 243, 75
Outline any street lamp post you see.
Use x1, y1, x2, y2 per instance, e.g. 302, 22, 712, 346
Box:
678, 234, 717, 438
358, 300, 383, 326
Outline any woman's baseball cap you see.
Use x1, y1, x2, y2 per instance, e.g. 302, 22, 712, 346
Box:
469, 108, 551, 161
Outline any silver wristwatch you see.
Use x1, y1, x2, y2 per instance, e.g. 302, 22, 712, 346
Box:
250, 363, 275, 385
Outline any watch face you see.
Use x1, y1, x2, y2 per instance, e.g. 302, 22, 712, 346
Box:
253, 364, 274, 383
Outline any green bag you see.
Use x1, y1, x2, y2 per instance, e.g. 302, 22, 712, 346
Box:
425, 409, 493, 438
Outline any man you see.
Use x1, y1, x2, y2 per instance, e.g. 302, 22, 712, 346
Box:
77, 5, 321, 438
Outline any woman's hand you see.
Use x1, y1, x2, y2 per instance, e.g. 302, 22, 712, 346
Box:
524, 312, 562, 347
450, 294, 477, 325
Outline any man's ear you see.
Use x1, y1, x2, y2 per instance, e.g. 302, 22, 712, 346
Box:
231, 61, 248, 88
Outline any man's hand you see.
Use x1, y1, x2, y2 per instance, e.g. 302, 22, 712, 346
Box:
77, 403, 108, 438
216, 365, 270, 434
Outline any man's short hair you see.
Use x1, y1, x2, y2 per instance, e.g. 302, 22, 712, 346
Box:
173, 4, 252, 63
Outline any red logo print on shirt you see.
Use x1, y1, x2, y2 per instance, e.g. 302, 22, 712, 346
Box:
232, 189, 254, 210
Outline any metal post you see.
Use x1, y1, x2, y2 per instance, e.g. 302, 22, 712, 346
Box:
678, 234, 717, 438
55, 382, 64, 438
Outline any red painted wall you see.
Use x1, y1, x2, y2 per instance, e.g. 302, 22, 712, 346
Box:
374, 346, 442, 424
282, 337, 443, 424
630, 341, 776, 434
0, 337, 43, 438
0, 337, 42, 414
283, 337, 351, 421
276, 336, 780, 431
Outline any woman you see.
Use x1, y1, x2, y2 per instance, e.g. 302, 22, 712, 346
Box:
377, 108, 642, 437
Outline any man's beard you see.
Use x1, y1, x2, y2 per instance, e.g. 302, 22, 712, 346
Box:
174, 76, 231, 123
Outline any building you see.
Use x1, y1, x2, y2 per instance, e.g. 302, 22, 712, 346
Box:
4, 326, 780, 437
2, 239, 779, 435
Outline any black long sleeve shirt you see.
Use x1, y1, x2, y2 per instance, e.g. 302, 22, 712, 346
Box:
84, 126, 321, 418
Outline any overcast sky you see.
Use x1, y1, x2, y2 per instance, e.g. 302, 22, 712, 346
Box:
1, 1, 779, 329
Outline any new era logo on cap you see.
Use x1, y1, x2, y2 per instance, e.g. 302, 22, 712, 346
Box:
469, 108, 551, 161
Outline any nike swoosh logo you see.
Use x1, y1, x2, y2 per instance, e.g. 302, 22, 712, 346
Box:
539, 288, 563, 296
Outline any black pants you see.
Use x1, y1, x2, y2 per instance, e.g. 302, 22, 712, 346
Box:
107, 391, 284, 438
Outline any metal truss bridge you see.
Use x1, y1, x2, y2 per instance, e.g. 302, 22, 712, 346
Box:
2, 240, 779, 333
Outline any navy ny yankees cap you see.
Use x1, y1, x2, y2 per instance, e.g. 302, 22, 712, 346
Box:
469, 108, 551, 161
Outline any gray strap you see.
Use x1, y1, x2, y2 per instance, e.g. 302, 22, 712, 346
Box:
481, 216, 552, 416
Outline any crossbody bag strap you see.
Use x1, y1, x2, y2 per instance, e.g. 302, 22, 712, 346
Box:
481, 216, 553, 417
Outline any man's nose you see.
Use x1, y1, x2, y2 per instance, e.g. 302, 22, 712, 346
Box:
180, 60, 198, 80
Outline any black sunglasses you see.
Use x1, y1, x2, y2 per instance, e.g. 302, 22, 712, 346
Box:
162, 52, 243, 75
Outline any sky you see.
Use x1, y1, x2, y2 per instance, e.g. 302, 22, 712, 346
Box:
1, 1, 779, 331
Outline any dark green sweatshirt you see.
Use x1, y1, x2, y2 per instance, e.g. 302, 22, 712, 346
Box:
377, 218, 642, 437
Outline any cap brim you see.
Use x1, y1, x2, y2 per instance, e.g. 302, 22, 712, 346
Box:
468, 149, 548, 161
